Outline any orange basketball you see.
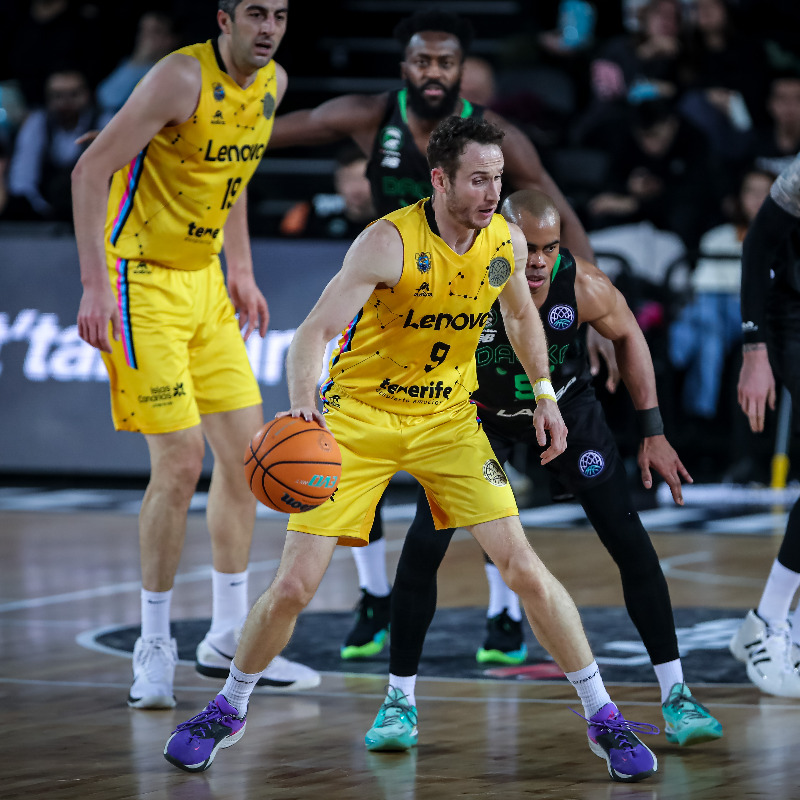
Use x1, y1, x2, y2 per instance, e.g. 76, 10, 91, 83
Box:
244, 416, 342, 513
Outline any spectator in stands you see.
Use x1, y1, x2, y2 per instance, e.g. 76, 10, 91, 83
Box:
279, 145, 375, 239
751, 72, 800, 175
6, 67, 107, 222
0, 1, 105, 108
577, 0, 686, 150
668, 167, 775, 420
585, 95, 721, 250
96, 11, 178, 115
0, 135, 9, 217
678, 0, 768, 169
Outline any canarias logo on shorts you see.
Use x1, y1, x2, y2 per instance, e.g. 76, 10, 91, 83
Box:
483, 459, 508, 486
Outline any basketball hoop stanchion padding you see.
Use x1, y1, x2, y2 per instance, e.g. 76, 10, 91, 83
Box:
771, 387, 792, 490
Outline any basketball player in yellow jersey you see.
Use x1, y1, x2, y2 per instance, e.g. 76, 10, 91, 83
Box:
73, 0, 320, 711
165, 117, 659, 784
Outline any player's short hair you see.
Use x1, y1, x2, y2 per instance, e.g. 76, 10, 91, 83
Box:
427, 116, 504, 179
393, 10, 474, 55
218, 0, 245, 16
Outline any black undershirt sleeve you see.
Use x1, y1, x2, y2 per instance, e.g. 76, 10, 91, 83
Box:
740, 196, 798, 344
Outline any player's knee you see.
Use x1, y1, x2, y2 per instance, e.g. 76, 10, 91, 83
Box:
269, 570, 316, 615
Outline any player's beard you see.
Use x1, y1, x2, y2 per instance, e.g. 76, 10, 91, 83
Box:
404, 78, 461, 120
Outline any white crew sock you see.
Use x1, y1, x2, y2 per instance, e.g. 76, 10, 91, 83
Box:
485, 563, 522, 621
222, 661, 264, 718
653, 659, 684, 703
389, 673, 417, 708
141, 588, 171, 640
352, 538, 391, 596
210, 568, 249, 635
757, 560, 800, 628
565, 660, 612, 718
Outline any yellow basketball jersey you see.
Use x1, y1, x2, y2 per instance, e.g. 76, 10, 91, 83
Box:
322, 199, 515, 415
105, 41, 277, 270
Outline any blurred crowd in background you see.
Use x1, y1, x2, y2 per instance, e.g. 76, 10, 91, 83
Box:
1, 0, 800, 492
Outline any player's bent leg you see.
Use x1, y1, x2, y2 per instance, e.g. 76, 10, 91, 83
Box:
164, 533, 336, 773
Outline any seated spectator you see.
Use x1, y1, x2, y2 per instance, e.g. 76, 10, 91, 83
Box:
585, 95, 722, 250
6, 67, 108, 222
0, 134, 8, 217
280, 146, 375, 239
751, 72, 800, 176
668, 167, 775, 420
0, 1, 104, 108
96, 11, 178, 115
678, 0, 768, 168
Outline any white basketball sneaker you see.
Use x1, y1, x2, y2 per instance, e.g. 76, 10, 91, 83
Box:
128, 636, 178, 709
196, 629, 320, 691
730, 609, 800, 698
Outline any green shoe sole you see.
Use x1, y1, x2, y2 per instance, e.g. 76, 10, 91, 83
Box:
665, 726, 723, 746
341, 629, 388, 660
476, 645, 528, 665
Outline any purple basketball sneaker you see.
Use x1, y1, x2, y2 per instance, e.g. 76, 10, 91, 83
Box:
164, 694, 246, 772
582, 703, 659, 782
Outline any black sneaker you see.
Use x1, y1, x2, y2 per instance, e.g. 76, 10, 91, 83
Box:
476, 609, 528, 665
341, 589, 391, 659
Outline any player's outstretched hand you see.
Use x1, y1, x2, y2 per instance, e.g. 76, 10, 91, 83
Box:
533, 398, 567, 465
638, 435, 692, 506
275, 407, 329, 430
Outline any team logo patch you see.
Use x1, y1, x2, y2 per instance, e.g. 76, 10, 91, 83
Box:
483, 459, 508, 486
262, 93, 275, 119
213, 83, 225, 101
416, 252, 432, 273
487, 256, 511, 287
548, 304, 575, 330
579, 450, 605, 478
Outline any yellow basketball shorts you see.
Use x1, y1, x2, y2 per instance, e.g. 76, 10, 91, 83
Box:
101, 257, 262, 434
288, 395, 518, 547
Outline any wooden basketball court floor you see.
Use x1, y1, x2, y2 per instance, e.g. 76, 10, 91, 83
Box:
2, 499, 800, 799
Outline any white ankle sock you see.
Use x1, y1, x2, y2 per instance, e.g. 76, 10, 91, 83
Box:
485, 563, 521, 620
389, 673, 417, 707
352, 539, 391, 596
565, 661, 611, 718
141, 588, 171, 640
653, 659, 684, 703
757, 560, 800, 627
210, 569, 249, 636
222, 661, 263, 717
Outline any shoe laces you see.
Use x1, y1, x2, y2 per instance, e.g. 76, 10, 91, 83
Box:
136, 638, 174, 682
173, 700, 236, 736
663, 685, 711, 720
764, 625, 796, 672
377, 687, 415, 728
571, 707, 659, 751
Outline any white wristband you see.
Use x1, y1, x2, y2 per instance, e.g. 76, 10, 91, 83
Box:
533, 378, 556, 403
